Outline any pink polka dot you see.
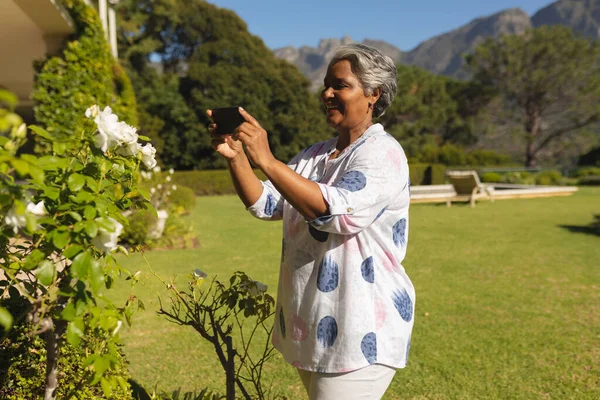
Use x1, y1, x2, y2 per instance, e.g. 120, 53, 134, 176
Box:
291, 360, 304, 369
337, 367, 355, 373
280, 266, 292, 293
386, 149, 403, 171
342, 236, 361, 255
382, 251, 402, 273
375, 296, 387, 330
290, 313, 309, 341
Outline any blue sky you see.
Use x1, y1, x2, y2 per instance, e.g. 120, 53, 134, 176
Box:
209, 0, 555, 50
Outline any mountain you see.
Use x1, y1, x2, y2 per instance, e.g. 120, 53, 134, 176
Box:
532, 0, 600, 38
274, 0, 600, 88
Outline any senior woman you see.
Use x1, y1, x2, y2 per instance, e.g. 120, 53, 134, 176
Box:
208, 43, 414, 400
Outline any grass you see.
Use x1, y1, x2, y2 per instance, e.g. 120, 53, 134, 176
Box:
112, 187, 600, 399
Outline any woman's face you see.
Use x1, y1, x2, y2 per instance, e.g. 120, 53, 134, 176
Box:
321, 60, 376, 131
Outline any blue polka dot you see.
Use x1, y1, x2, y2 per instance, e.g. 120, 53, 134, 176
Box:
337, 170, 367, 192
393, 218, 407, 247
279, 307, 286, 338
406, 334, 411, 364
317, 256, 339, 292
375, 207, 387, 221
316, 316, 338, 347
309, 225, 329, 242
392, 288, 413, 322
264, 194, 277, 217
408, 178, 411, 195
361, 256, 374, 283
361, 332, 377, 364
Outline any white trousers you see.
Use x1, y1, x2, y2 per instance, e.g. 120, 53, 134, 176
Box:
296, 364, 396, 400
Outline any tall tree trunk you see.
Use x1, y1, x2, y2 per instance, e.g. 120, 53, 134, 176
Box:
44, 319, 66, 400
524, 106, 541, 167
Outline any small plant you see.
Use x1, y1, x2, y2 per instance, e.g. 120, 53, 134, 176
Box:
156, 269, 276, 400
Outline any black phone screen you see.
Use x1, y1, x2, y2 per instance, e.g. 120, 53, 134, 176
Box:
211, 107, 245, 134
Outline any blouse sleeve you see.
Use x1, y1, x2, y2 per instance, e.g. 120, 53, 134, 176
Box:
308, 139, 408, 235
246, 147, 309, 221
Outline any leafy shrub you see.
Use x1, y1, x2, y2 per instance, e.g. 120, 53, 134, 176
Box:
32, 0, 137, 142
480, 172, 503, 183
169, 185, 196, 215
572, 167, 600, 178
170, 170, 265, 196
534, 170, 563, 186
578, 175, 600, 186
465, 149, 513, 166
409, 164, 446, 186
0, 302, 132, 399
500, 172, 536, 185
578, 146, 600, 166
409, 142, 513, 167
120, 210, 155, 247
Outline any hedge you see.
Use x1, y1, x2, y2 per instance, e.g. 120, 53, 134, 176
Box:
32, 0, 137, 141
172, 164, 445, 196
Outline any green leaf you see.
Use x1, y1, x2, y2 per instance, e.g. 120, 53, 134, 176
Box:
61, 302, 76, 322
138, 135, 151, 141
43, 187, 60, 200
63, 244, 83, 259
24, 249, 45, 271
0, 307, 13, 332
68, 211, 82, 222
100, 377, 113, 397
52, 141, 67, 155
84, 205, 96, 220
84, 221, 98, 238
10, 159, 29, 176
71, 251, 92, 278
37, 260, 55, 286
28, 125, 53, 141
89, 260, 104, 294
70, 190, 95, 203
66, 319, 84, 346
68, 173, 86, 192
51, 229, 70, 249
38, 155, 68, 170
28, 165, 45, 185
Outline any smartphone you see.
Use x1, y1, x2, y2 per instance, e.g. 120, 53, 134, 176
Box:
211, 107, 245, 134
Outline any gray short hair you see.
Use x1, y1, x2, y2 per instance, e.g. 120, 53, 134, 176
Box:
328, 43, 397, 118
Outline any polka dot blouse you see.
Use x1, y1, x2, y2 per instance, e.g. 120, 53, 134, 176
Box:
247, 123, 415, 373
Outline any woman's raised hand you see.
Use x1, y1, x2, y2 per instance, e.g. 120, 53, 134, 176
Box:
234, 108, 276, 171
207, 109, 244, 160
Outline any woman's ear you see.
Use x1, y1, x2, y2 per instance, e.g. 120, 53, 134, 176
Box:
370, 88, 382, 105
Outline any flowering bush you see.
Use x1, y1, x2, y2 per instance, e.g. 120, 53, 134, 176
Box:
0, 92, 153, 399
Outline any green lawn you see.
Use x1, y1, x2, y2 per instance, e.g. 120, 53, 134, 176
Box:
113, 187, 600, 399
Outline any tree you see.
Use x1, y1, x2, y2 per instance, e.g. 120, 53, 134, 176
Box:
467, 26, 600, 167
117, 0, 331, 169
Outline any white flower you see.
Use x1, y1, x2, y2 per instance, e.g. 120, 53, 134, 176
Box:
93, 106, 120, 153
92, 217, 123, 253
153, 166, 161, 173
166, 176, 171, 182
4, 206, 26, 234
172, 185, 177, 191
193, 269, 207, 278
12, 123, 27, 140
118, 141, 142, 157
157, 184, 163, 190
140, 171, 152, 180
85, 105, 100, 119
116, 122, 138, 145
26, 201, 46, 217
140, 143, 157, 169
150, 187, 156, 194
169, 168, 174, 175
166, 191, 171, 196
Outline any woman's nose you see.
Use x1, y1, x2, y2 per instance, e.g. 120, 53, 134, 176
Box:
322, 87, 334, 99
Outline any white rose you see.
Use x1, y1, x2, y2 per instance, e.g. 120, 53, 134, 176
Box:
166, 176, 171, 182
169, 168, 174, 175
4, 206, 26, 234
172, 185, 177, 191
26, 201, 46, 217
117, 122, 138, 145
85, 105, 99, 119
140, 143, 157, 169
118, 141, 141, 157
92, 217, 123, 253
150, 187, 156, 194
153, 166, 161, 173
93, 106, 120, 153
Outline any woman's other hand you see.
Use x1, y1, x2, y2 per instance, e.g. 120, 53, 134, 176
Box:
235, 108, 276, 171
207, 109, 244, 160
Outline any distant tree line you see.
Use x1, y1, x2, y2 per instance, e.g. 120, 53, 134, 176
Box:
117, 1, 600, 169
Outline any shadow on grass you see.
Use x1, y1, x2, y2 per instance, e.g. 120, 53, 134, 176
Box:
130, 379, 151, 400
559, 225, 600, 237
